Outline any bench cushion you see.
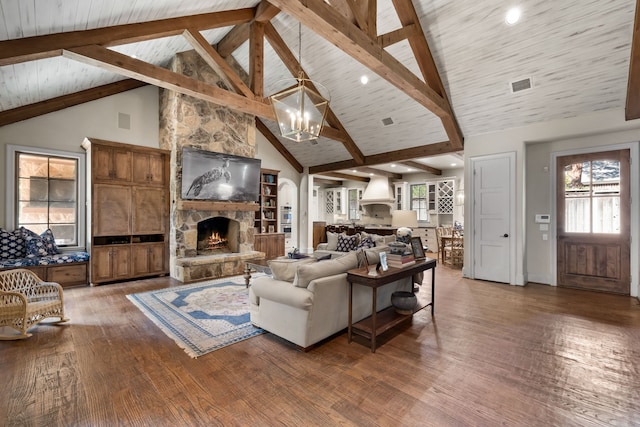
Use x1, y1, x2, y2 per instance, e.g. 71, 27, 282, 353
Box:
37, 252, 90, 265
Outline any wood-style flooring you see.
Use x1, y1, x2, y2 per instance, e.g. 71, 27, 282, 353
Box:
1, 266, 639, 426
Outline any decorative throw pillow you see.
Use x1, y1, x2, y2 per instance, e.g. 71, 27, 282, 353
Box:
336, 234, 358, 252
325, 231, 340, 251
356, 235, 375, 250
23, 228, 59, 257
315, 254, 332, 261
0, 228, 25, 260
268, 258, 315, 282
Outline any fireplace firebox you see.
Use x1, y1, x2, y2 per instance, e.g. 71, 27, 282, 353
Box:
196, 217, 240, 255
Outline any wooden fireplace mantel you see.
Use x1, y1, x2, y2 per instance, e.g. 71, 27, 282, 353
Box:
177, 200, 259, 211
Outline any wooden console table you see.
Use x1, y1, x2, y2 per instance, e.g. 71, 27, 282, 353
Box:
347, 258, 437, 352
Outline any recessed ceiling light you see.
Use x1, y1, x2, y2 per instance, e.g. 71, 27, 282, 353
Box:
352, 170, 357, 173
406, 168, 413, 172
451, 163, 457, 167
369, 173, 374, 176
131, 54, 137, 59
360, 75, 369, 85
390, 164, 396, 168
505, 7, 521, 25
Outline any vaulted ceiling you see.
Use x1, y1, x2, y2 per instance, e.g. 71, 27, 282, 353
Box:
0, 0, 638, 178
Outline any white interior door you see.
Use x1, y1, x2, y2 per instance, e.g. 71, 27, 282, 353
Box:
472, 153, 515, 283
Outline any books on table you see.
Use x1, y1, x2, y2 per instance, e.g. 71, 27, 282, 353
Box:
386, 253, 415, 268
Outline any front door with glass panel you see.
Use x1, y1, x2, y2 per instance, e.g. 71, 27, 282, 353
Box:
556, 150, 630, 294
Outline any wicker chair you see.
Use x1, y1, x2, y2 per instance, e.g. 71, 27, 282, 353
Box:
0, 269, 68, 340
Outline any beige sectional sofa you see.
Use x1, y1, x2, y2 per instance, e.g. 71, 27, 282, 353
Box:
249, 250, 412, 350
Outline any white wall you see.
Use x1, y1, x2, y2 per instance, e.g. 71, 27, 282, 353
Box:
0, 86, 160, 227
464, 108, 640, 291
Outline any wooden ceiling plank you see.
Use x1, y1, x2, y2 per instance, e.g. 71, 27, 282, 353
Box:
0, 9, 254, 67
264, 22, 365, 164
320, 172, 369, 183
249, 22, 265, 98
255, 118, 304, 173
0, 79, 146, 127
62, 45, 275, 120
308, 141, 456, 174
182, 29, 254, 98
378, 24, 419, 49
267, 0, 449, 118
354, 166, 402, 180
401, 160, 442, 175
626, 0, 640, 120
391, 0, 464, 149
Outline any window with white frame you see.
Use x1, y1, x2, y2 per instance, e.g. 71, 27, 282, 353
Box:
6, 145, 86, 248
410, 183, 429, 222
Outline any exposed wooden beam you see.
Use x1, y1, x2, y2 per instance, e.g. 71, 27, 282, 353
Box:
354, 167, 402, 180
313, 177, 345, 186
182, 29, 254, 98
255, 118, 304, 173
0, 79, 146, 127
249, 22, 265, 98
62, 45, 275, 120
626, 0, 640, 120
217, 1, 280, 57
263, 22, 365, 164
400, 160, 442, 176
319, 172, 370, 183
268, 0, 449, 118
308, 141, 456, 174
391, 0, 464, 149
0, 9, 254, 67
377, 24, 419, 48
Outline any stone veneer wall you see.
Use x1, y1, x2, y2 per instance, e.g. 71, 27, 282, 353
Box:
159, 50, 261, 281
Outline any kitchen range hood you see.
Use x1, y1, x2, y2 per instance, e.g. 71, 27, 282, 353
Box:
359, 176, 395, 207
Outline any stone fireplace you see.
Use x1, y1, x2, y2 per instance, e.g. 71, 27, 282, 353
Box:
196, 217, 239, 255
159, 50, 264, 282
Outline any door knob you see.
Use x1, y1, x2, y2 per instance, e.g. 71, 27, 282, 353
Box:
502, 233, 509, 238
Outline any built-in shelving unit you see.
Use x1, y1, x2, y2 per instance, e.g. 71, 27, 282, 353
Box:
255, 169, 279, 234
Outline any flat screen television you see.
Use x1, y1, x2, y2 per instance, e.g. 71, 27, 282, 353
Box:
181, 147, 261, 202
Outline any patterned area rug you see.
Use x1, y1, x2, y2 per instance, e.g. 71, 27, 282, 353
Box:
127, 274, 266, 358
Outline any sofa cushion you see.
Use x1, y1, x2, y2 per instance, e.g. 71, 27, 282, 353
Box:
293, 251, 358, 288
0, 228, 26, 260
336, 234, 358, 252
325, 231, 341, 251
0, 257, 39, 268
268, 257, 315, 282
251, 277, 314, 310
37, 251, 90, 265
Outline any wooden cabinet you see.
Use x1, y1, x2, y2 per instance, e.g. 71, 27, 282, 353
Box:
254, 233, 285, 260
132, 187, 166, 234
254, 169, 279, 234
94, 184, 132, 236
132, 151, 165, 186
83, 138, 170, 285
92, 245, 131, 282
131, 243, 166, 277
313, 221, 327, 249
93, 144, 132, 182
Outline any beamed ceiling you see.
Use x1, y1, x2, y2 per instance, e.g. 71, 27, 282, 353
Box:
1, 0, 639, 179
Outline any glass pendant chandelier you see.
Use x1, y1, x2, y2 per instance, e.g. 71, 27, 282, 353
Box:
269, 23, 330, 142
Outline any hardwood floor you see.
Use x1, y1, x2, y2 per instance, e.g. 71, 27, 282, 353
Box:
2, 266, 639, 426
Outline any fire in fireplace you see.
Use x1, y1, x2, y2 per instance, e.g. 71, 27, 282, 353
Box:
196, 217, 239, 255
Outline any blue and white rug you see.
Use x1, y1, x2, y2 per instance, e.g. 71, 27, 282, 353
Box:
127, 274, 266, 358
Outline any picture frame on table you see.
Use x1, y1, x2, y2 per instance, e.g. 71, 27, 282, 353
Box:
410, 236, 426, 260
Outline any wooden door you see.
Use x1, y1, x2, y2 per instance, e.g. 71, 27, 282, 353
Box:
148, 243, 166, 275
93, 184, 132, 236
472, 153, 514, 283
93, 145, 114, 181
112, 149, 132, 181
132, 187, 166, 234
131, 245, 151, 276
112, 246, 131, 280
91, 246, 114, 282
557, 150, 630, 294
147, 153, 165, 185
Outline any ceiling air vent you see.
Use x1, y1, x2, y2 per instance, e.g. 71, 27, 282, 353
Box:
381, 117, 394, 126
510, 77, 533, 93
